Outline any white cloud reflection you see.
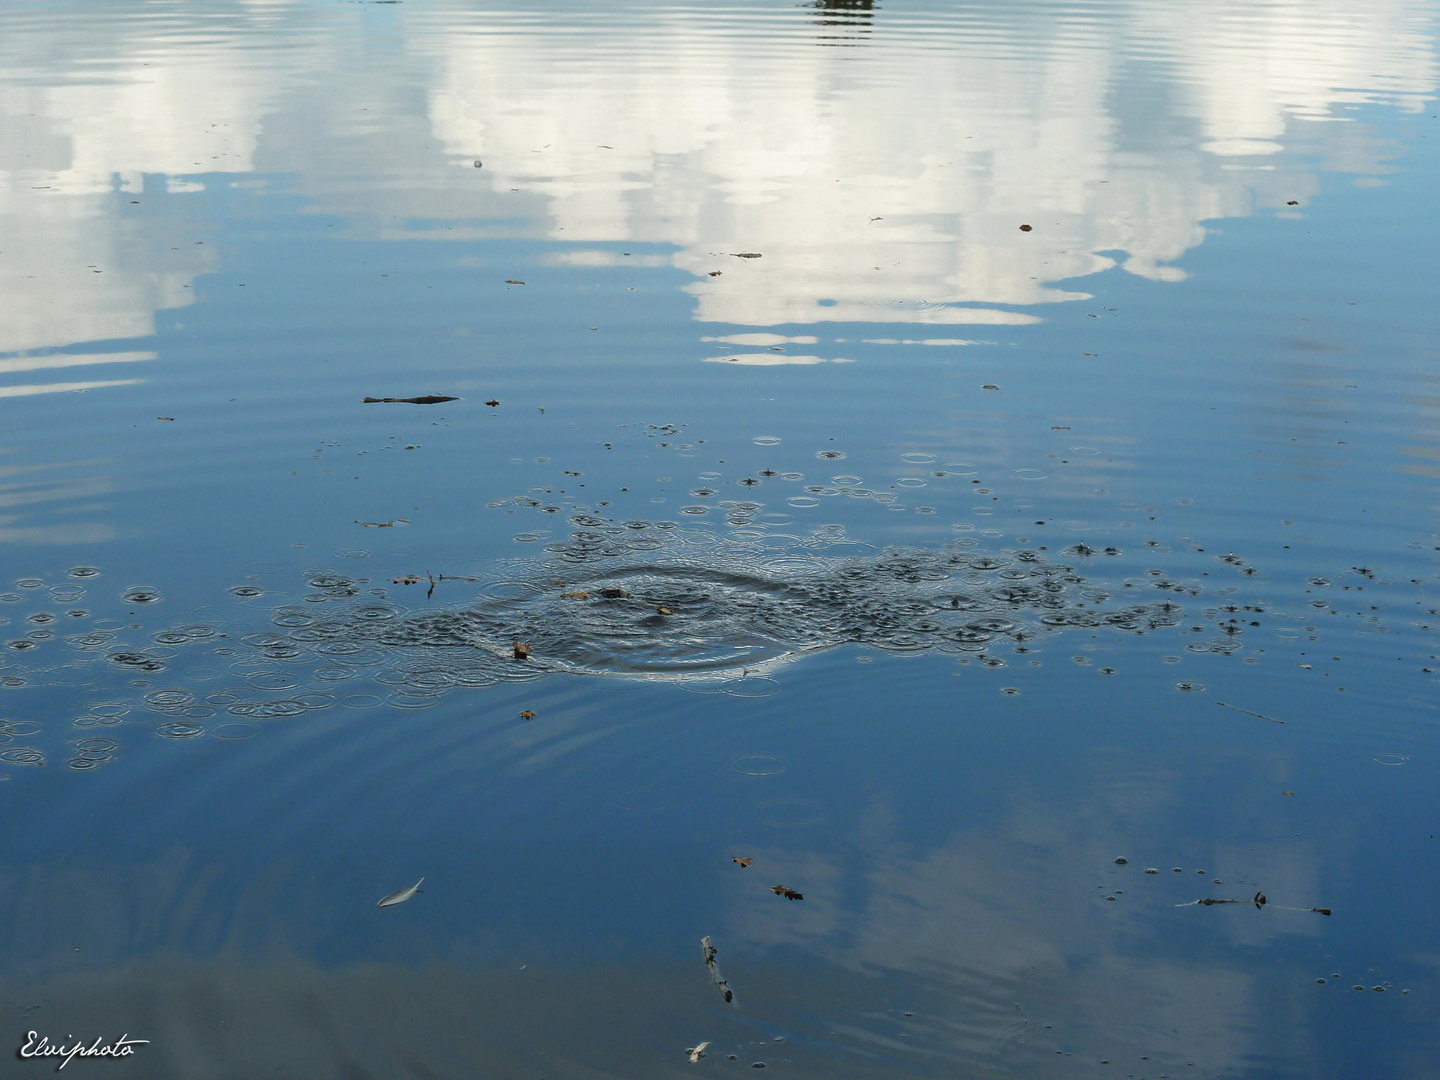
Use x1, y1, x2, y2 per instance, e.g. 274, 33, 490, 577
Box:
0, 0, 1433, 368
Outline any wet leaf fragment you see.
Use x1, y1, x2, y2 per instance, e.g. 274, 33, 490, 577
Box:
357, 519, 408, 527
771, 885, 804, 900
504, 280, 526, 285
520, 710, 535, 720
393, 575, 423, 585
732, 857, 751, 868
560, 591, 591, 600
485, 399, 500, 407
657, 606, 674, 616
513, 641, 531, 660
362, 395, 458, 405
1019, 224, 1033, 232
377, 877, 424, 908
707, 271, 723, 277
982, 384, 1000, 391
688, 1042, 711, 1063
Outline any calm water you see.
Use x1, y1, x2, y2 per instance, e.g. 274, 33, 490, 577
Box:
2, 1, 1439, 1076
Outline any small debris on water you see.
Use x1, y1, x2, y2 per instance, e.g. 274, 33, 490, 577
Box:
733, 857, 752, 868
728, 252, 762, 259
701, 936, 735, 1003
393, 575, 423, 585
687, 1042, 711, 1063
1287, 200, 1298, 205
1216, 700, 1285, 724
771, 885, 804, 900
1114, 857, 1128, 865
560, 591, 591, 600
377, 877, 424, 908
1144, 867, 1159, 874
357, 519, 408, 527
485, 399, 500, 407
657, 605, 674, 615
513, 641, 531, 659
505, 280, 526, 285
1019, 224, 1033, 231
157, 416, 174, 421
708, 271, 723, 277
982, 384, 999, 390
362, 395, 458, 405
520, 710, 535, 720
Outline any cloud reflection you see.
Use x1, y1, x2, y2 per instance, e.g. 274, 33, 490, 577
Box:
0, 0, 1432, 365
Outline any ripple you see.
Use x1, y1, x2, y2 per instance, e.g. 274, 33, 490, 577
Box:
901, 452, 937, 464
155, 721, 205, 739
121, 586, 162, 604
1012, 469, 1047, 480
732, 755, 787, 775
68, 566, 102, 579
758, 799, 823, 827
0, 747, 44, 764
212, 723, 260, 740
1374, 754, 1409, 766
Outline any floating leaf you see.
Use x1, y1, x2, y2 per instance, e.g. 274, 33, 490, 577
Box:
377, 877, 424, 908
982, 384, 1000, 391
520, 710, 535, 720
513, 642, 531, 659
561, 591, 591, 600
485, 399, 500, 407
393, 575, 423, 585
688, 1042, 711, 1063
504, 280, 526, 285
1019, 224, 1032, 231
358, 519, 408, 528
707, 271, 723, 277
657, 606, 674, 615
771, 885, 804, 900
732, 857, 751, 868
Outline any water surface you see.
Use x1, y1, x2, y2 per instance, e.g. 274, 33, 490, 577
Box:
2, 1, 1439, 1077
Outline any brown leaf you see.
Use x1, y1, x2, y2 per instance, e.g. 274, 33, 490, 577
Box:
732, 857, 751, 868
561, 591, 591, 600
485, 399, 500, 407
1018, 224, 1033, 231
520, 710, 535, 720
657, 606, 674, 615
393, 575, 423, 585
513, 642, 531, 660
771, 885, 804, 900
505, 280, 526, 285
707, 271, 722, 277
549, 578, 566, 585
1287, 200, 1299, 205
982, 384, 999, 390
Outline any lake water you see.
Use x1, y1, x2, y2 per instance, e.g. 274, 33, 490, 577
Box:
2, 1, 1439, 1076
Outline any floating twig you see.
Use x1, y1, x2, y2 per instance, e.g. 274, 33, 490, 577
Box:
1179, 891, 1329, 915
362, 395, 457, 405
357, 519, 409, 528
701, 936, 735, 1003
1216, 701, 1285, 724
